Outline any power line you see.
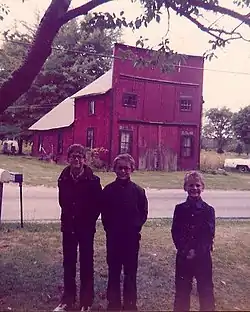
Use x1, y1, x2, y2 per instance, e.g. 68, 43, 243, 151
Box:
1, 38, 250, 76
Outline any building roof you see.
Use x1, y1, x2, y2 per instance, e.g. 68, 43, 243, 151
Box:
29, 97, 74, 131
72, 69, 112, 99
29, 69, 113, 131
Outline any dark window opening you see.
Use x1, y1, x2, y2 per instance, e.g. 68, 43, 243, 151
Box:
57, 133, 63, 155
88, 100, 95, 115
123, 93, 137, 107
86, 128, 94, 149
181, 135, 193, 157
38, 135, 44, 152
120, 130, 133, 154
180, 98, 192, 112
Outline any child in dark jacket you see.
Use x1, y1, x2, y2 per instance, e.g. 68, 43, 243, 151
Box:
171, 171, 215, 312
54, 144, 102, 312
102, 153, 148, 311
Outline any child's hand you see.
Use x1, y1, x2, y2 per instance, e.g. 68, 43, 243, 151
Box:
186, 249, 196, 260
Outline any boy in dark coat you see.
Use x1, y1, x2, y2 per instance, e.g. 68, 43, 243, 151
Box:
102, 153, 148, 311
54, 144, 102, 312
171, 171, 215, 312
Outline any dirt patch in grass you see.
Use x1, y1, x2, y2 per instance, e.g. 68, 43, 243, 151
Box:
0, 220, 249, 311
1, 154, 250, 190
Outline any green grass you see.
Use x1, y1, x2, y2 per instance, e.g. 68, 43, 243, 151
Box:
0, 220, 249, 311
1, 154, 250, 190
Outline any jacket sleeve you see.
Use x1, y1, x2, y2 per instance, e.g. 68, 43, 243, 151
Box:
101, 186, 109, 232
196, 206, 215, 252
138, 188, 148, 229
92, 177, 102, 222
58, 173, 67, 209
171, 205, 187, 253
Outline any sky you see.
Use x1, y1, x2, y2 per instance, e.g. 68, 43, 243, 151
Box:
0, 0, 250, 112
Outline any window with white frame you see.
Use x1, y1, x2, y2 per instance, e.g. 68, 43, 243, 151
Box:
123, 93, 137, 108
120, 130, 133, 154
180, 98, 192, 112
181, 136, 193, 157
88, 100, 95, 115
86, 128, 94, 149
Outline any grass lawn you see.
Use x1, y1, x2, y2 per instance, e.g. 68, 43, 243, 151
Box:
1, 154, 250, 190
0, 220, 249, 311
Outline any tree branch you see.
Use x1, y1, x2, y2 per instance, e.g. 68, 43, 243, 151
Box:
61, 0, 113, 25
0, 0, 114, 113
0, 0, 72, 113
189, 0, 250, 26
168, 2, 250, 46
183, 13, 250, 42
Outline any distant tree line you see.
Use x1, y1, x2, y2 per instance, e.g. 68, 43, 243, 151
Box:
202, 106, 250, 155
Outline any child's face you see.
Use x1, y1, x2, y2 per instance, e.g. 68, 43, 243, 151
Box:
115, 159, 133, 180
184, 177, 204, 199
68, 152, 85, 169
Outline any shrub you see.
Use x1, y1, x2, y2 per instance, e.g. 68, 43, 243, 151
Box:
235, 142, 243, 155
86, 147, 109, 170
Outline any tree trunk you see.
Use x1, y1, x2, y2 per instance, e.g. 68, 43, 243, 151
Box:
18, 138, 23, 155
0, 0, 111, 114
0, 0, 72, 114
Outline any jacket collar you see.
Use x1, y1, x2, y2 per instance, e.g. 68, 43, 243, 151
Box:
63, 165, 94, 181
186, 197, 204, 210
115, 177, 131, 187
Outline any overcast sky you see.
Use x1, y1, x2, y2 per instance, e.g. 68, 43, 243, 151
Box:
1, 0, 250, 112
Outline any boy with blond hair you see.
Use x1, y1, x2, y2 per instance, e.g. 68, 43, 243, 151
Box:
101, 153, 148, 311
171, 171, 215, 311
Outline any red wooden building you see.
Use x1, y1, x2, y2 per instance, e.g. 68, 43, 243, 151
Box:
29, 43, 204, 171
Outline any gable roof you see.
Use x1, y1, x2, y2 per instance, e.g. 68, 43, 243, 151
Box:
29, 69, 113, 131
72, 69, 112, 99
29, 97, 74, 131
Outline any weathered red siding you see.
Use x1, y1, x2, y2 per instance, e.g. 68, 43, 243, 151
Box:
32, 126, 74, 163
74, 92, 111, 152
110, 43, 204, 170
31, 43, 204, 171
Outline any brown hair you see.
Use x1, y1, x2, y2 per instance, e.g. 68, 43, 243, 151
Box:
113, 153, 136, 171
184, 171, 205, 188
67, 144, 86, 159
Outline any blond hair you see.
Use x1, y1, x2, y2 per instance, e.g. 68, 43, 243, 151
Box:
184, 171, 205, 188
113, 153, 136, 171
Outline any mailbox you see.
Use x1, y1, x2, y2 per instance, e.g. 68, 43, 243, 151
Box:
0, 169, 11, 183
0, 169, 24, 228
9, 172, 23, 184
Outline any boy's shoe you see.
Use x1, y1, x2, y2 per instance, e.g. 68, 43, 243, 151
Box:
53, 303, 74, 311
123, 305, 138, 311
80, 307, 91, 312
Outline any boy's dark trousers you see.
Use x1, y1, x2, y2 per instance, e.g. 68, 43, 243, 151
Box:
61, 231, 95, 308
106, 232, 140, 311
174, 251, 215, 312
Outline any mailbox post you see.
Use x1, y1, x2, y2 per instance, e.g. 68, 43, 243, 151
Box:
0, 169, 24, 228
9, 172, 24, 228
0, 182, 3, 223
0, 169, 11, 223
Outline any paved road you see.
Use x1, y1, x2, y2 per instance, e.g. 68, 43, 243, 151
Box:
0, 184, 250, 221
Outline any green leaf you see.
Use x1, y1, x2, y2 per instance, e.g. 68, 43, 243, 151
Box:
135, 19, 142, 29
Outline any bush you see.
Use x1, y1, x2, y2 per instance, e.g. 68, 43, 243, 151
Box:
86, 147, 109, 170
216, 147, 224, 154
235, 142, 243, 155
200, 150, 225, 171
